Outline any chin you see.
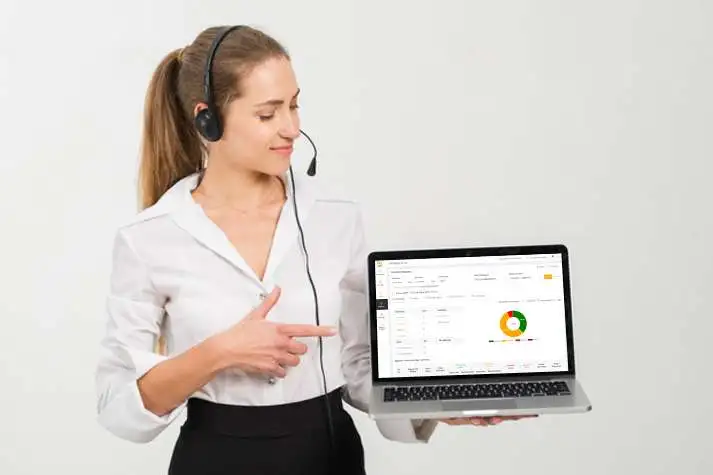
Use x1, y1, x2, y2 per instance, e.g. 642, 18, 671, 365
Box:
260, 159, 292, 177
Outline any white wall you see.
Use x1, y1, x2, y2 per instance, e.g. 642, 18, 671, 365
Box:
1, 0, 711, 473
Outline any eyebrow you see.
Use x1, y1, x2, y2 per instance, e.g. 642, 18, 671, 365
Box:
254, 88, 300, 108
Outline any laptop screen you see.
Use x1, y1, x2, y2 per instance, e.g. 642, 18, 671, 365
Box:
372, 252, 570, 379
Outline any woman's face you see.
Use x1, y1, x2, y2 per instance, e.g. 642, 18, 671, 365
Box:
204, 56, 301, 176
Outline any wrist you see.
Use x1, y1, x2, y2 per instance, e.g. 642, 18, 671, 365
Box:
200, 334, 232, 374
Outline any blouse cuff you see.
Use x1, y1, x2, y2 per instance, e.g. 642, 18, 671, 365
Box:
97, 350, 185, 443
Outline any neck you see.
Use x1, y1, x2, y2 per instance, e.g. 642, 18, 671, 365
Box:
192, 162, 285, 210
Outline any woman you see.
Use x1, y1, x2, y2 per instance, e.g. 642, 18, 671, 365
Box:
95, 25, 528, 475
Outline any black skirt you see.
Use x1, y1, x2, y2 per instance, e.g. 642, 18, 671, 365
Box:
168, 387, 366, 475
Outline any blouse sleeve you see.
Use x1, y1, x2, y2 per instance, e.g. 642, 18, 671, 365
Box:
339, 206, 439, 443
94, 228, 185, 443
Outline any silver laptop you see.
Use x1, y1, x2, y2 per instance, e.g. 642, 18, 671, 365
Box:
367, 244, 592, 419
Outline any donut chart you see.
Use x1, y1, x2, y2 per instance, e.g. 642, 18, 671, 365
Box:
500, 310, 527, 337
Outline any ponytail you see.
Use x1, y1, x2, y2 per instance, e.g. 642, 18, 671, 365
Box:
138, 48, 203, 210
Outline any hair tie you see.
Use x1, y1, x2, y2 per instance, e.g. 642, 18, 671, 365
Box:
177, 47, 187, 62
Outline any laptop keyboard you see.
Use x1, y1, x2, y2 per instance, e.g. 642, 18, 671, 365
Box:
383, 381, 571, 402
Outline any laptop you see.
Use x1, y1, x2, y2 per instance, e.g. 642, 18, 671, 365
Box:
367, 244, 592, 419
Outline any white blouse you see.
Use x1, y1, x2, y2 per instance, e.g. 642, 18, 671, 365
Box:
95, 171, 438, 444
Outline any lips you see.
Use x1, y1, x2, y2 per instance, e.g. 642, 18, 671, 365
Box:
270, 145, 294, 155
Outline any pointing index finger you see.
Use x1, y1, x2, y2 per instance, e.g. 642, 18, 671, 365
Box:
278, 323, 338, 338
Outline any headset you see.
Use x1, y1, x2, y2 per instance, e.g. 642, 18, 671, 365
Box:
194, 25, 317, 177
195, 25, 334, 454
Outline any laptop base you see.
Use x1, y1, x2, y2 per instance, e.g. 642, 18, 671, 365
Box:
368, 378, 591, 420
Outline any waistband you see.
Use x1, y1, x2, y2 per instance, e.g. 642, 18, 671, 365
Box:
184, 387, 345, 438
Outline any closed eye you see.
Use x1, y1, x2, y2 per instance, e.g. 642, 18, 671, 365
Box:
259, 104, 300, 121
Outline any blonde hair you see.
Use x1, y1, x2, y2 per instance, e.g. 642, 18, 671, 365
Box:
139, 26, 289, 354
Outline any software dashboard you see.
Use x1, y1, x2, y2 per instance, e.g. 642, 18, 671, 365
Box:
373, 253, 570, 378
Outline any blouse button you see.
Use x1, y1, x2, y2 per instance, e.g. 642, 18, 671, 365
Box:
267, 376, 276, 385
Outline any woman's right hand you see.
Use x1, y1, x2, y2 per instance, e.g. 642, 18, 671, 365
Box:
210, 286, 337, 379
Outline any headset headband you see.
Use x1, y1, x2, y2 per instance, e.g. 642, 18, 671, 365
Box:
203, 25, 243, 113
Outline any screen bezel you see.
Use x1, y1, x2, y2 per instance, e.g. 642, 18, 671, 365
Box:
367, 244, 576, 383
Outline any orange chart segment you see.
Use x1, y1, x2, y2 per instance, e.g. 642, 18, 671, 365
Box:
500, 310, 528, 337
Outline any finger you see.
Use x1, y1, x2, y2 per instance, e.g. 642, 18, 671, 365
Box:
470, 418, 489, 426
271, 365, 287, 378
285, 339, 308, 355
262, 359, 287, 378
278, 323, 337, 338
499, 415, 535, 421
275, 351, 300, 368
274, 335, 308, 355
246, 287, 281, 320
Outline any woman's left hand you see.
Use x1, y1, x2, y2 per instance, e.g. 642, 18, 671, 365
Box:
439, 415, 538, 426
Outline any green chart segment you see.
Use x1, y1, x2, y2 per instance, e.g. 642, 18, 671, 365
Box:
500, 310, 527, 337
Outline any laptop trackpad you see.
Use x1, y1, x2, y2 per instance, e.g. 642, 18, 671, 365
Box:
443, 400, 517, 411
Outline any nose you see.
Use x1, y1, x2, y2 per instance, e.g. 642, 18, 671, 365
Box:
279, 110, 300, 140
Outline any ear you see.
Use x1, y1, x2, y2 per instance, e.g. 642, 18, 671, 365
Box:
193, 103, 208, 118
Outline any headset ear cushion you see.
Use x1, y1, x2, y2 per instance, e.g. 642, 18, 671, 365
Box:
194, 108, 221, 142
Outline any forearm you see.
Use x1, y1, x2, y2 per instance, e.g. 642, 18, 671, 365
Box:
137, 337, 228, 416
